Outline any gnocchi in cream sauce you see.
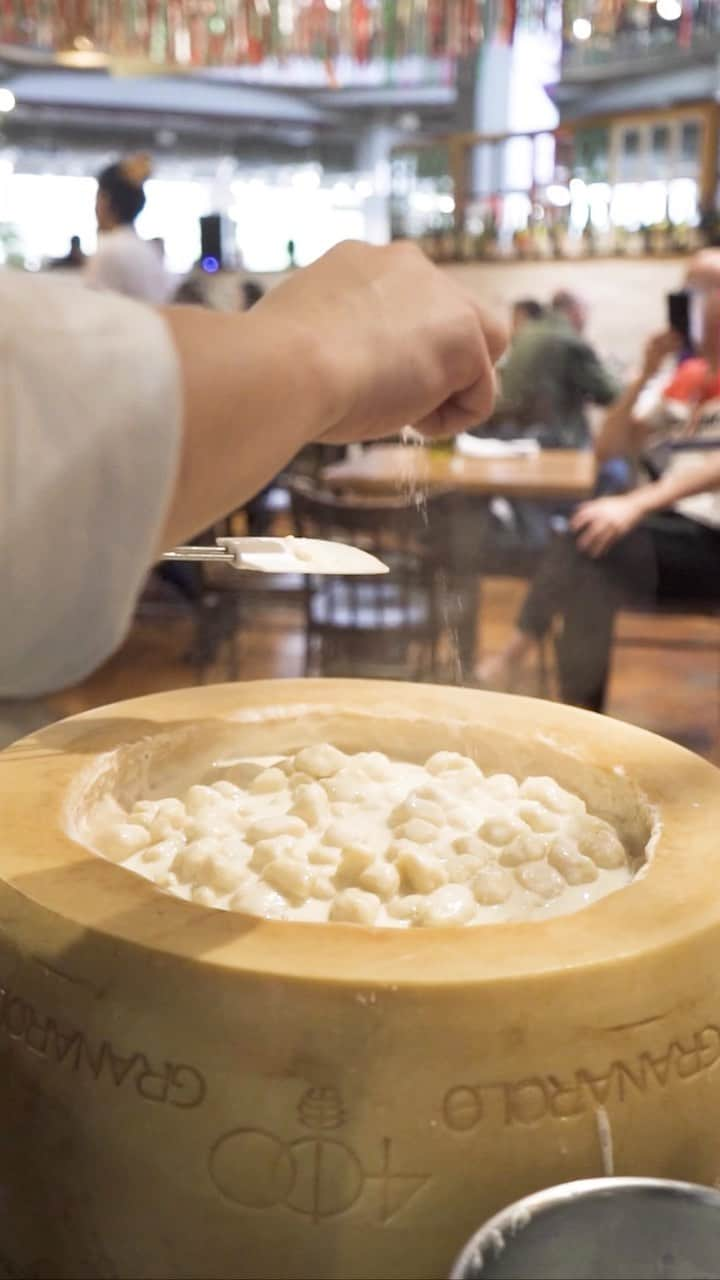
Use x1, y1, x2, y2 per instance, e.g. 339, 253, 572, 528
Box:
90, 745, 632, 927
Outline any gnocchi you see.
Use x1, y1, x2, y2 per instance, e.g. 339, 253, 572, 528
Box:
92, 745, 633, 928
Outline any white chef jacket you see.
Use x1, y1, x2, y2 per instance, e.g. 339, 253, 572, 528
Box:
0, 269, 181, 714
85, 226, 172, 304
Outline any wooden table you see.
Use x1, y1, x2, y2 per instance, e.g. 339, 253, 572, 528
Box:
322, 444, 596, 503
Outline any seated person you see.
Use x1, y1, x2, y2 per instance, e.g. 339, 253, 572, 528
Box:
494, 289, 619, 450
481, 292, 626, 555
511, 297, 544, 335
477, 294, 720, 712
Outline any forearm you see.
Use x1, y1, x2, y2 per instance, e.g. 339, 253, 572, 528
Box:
158, 306, 330, 550
594, 374, 646, 463
633, 457, 720, 516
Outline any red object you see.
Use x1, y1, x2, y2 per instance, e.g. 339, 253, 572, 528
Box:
663, 360, 720, 406
352, 0, 371, 61
498, 0, 517, 44
247, 34, 264, 62
3, 0, 520, 64
678, 0, 693, 49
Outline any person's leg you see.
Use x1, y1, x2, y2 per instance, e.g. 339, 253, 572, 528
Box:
648, 513, 720, 603
245, 483, 275, 537
480, 519, 659, 703
556, 514, 720, 710
479, 513, 720, 707
553, 526, 657, 710
477, 533, 581, 687
156, 560, 204, 601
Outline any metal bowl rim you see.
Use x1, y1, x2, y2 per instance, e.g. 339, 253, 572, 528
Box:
449, 1176, 720, 1279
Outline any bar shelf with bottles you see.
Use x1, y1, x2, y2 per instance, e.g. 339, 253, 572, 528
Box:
392, 110, 718, 263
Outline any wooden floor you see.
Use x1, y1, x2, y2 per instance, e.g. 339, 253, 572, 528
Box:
46, 576, 720, 768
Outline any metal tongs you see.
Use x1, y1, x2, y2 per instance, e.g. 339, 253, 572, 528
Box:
162, 536, 388, 575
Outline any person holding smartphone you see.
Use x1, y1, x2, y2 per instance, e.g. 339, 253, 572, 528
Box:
477, 281, 720, 711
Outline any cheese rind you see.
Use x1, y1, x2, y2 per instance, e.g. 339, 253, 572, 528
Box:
2, 680, 712, 1280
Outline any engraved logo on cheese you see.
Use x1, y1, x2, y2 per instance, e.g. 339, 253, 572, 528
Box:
208, 1130, 429, 1224
285, 1138, 365, 1220
209, 1129, 295, 1210
298, 1085, 345, 1130
208, 1086, 430, 1224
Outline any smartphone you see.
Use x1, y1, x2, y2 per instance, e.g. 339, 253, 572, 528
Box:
667, 290, 702, 353
667, 291, 693, 349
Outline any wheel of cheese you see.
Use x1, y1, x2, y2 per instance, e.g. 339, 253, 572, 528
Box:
0, 679, 719, 1280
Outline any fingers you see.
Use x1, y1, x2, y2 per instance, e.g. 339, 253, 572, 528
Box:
649, 331, 680, 356
575, 518, 616, 558
643, 330, 680, 378
279, 239, 508, 445
570, 503, 616, 558
475, 303, 508, 367
683, 402, 703, 438
569, 503, 593, 532
576, 524, 610, 558
686, 249, 720, 290
417, 363, 499, 440
414, 302, 506, 439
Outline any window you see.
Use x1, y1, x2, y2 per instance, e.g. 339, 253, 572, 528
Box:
573, 127, 610, 183
618, 128, 642, 180
681, 121, 701, 163
652, 125, 670, 157
650, 125, 671, 178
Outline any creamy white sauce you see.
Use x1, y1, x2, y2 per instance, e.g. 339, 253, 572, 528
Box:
87, 747, 633, 927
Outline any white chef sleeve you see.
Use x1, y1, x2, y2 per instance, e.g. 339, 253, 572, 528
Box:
0, 271, 182, 697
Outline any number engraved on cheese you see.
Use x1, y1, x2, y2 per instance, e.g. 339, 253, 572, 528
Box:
208, 1130, 430, 1224
210, 1129, 296, 1209
443, 1024, 720, 1131
372, 1137, 430, 1225
285, 1138, 365, 1221
0, 983, 206, 1109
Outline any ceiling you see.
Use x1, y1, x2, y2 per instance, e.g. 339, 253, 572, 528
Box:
0, 61, 457, 162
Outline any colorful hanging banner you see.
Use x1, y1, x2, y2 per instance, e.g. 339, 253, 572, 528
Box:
0, 0, 508, 65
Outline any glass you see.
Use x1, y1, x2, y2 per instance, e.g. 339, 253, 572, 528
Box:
652, 125, 670, 156
573, 127, 610, 183
618, 128, 643, 182
649, 124, 671, 179
681, 121, 701, 162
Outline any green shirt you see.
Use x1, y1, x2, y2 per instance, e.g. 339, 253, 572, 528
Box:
496, 314, 619, 449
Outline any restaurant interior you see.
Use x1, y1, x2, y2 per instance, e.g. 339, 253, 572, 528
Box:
3, 2, 720, 1278
2, 0, 719, 763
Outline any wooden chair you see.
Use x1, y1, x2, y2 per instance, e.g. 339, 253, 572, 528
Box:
436, 495, 554, 692
610, 599, 720, 729
539, 593, 720, 713
141, 517, 242, 683
289, 481, 474, 682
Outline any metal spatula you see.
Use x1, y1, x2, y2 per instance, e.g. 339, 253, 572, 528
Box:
162, 536, 388, 575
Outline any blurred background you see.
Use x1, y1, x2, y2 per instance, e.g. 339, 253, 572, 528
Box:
2, 0, 719, 761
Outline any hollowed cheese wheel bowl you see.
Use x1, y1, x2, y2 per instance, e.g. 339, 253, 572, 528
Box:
0, 679, 719, 1280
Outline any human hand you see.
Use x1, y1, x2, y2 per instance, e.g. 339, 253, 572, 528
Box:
641, 330, 681, 382
570, 492, 645, 559
253, 240, 507, 444
686, 249, 720, 291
